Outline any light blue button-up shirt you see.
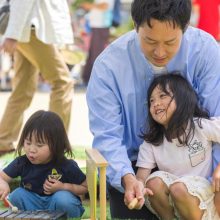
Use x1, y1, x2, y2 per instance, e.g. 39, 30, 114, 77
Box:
86, 26, 220, 192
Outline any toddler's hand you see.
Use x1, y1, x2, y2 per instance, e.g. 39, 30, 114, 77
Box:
0, 181, 10, 200
43, 178, 64, 195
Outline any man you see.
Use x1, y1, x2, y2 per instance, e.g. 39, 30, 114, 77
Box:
0, 0, 73, 155
87, 0, 220, 218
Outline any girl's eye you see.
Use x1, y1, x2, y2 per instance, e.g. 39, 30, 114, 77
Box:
37, 143, 44, 147
150, 98, 154, 103
160, 93, 167, 98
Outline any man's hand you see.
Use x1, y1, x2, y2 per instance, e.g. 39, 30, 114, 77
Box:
212, 164, 220, 192
127, 187, 153, 209
0, 38, 17, 54
122, 174, 146, 210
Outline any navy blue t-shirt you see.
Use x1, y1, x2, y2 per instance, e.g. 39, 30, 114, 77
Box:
3, 155, 86, 196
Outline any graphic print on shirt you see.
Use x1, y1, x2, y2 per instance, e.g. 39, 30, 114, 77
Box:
48, 168, 62, 180
188, 139, 205, 167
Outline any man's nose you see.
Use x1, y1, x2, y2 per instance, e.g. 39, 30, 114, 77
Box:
154, 44, 166, 57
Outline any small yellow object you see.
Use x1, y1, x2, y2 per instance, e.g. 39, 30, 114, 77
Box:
128, 198, 138, 210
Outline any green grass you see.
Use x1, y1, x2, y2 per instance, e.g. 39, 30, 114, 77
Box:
72, 146, 87, 160
0, 146, 111, 219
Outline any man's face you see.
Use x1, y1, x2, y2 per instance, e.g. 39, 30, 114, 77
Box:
137, 19, 183, 67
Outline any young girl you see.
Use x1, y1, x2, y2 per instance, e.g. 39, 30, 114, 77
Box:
136, 73, 220, 220
0, 110, 87, 218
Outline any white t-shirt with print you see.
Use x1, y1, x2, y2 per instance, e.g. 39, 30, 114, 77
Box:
136, 117, 220, 178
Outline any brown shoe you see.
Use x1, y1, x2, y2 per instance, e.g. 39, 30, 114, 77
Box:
0, 149, 15, 157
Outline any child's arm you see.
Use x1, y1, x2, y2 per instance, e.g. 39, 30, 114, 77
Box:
136, 167, 153, 195
0, 171, 12, 200
212, 163, 220, 192
136, 167, 151, 186
62, 179, 88, 195
43, 178, 88, 196
128, 167, 153, 210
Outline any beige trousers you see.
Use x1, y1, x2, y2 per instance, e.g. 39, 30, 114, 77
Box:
0, 31, 73, 150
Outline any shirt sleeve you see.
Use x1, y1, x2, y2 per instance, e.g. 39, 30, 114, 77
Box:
86, 60, 134, 192
65, 160, 86, 185
200, 118, 220, 143
3, 157, 24, 178
4, 0, 35, 40
195, 38, 220, 171
136, 141, 156, 170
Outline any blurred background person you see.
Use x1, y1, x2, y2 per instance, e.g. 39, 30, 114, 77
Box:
0, 0, 74, 156
81, 0, 115, 85
192, 0, 220, 41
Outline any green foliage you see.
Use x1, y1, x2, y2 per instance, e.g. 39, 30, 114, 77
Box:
110, 17, 134, 41
72, 146, 86, 160
70, 0, 93, 11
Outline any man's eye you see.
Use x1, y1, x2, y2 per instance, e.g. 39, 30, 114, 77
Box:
165, 42, 175, 46
147, 41, 157, 45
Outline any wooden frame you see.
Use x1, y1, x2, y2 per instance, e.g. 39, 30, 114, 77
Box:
85, 149, 108, 220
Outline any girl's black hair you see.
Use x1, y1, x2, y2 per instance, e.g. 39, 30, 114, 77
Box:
142, 73, 209, 146
17, 110, 73, 164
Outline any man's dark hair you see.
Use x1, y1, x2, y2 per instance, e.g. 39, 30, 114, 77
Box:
142, 73, 209, 146
131, 0, 191, 31
17, 110, 73, 164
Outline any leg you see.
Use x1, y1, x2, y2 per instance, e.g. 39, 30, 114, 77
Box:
169, 182, 204, 220
0, 49, 38, 149
18, 30, 73, 131
82, 28, 109, 84
146, 177, 175, 220
214, 192, 220, 216
108, 184, 158, 219
9, 187, 44, 210
48, 190, 84, 218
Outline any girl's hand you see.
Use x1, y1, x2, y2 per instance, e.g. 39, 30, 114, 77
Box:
0, 181, 10, 200
143, 187, 154, 196
43, 178, 64, 195
212, 164, 220, 192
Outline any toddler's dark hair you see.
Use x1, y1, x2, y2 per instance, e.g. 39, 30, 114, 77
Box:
17, 110, 73, 163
